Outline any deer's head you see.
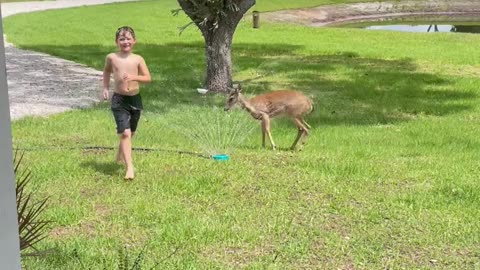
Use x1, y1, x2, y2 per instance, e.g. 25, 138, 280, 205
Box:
224, 83, 241, 111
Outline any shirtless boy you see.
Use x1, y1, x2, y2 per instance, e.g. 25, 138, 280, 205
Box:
102, 26, 151, 180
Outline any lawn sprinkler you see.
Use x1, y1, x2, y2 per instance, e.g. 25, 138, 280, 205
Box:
211, 154, 229, 161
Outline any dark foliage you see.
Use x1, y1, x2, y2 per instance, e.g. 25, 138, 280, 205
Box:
14, 151, 51, 255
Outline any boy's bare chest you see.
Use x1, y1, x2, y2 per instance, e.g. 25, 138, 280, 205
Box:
112, 57, 138, 73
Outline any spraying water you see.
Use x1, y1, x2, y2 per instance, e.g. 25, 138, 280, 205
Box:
166, 105, 255, 156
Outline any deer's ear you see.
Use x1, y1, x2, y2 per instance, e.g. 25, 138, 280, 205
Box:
231, 83, 241, 93
228, 84, 239, 94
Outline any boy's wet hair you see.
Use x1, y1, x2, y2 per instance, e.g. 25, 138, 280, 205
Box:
115, 26, 135, 40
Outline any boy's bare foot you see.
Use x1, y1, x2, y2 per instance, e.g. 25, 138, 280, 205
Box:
124, 167, 134, 180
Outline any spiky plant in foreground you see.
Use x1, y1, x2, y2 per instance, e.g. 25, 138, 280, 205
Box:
14, 151, 51, 255
118, 245, 146, 270
113, 245, 178, 269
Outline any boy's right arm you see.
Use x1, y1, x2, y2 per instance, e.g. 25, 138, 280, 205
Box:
102, 54, 113, 100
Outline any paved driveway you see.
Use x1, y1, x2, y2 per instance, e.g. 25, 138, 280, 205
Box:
1, 0, 136, 120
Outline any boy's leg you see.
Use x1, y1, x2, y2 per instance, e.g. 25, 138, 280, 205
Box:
113, 109, 127, 165
111, 95, 125, 164
119, 129, 134, 180
116, 141, 124, 164
116, 131, 135, 164
122, 109, 141, 180
112, 107, 134, 179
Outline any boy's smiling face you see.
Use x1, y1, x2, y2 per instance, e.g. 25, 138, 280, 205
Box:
116, 31, 136, 53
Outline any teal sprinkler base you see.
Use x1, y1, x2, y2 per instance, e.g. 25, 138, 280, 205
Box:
211, 154, 229, 161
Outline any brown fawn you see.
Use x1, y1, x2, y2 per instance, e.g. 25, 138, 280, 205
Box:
224, 84, 314, 150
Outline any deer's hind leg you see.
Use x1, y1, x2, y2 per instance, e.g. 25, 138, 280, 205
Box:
291, 117, 309, 150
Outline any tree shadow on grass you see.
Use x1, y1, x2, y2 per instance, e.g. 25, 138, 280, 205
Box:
24, 41, 477, 128
233, 49, 476, 126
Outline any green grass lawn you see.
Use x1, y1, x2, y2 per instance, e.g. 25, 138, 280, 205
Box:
3, 0, 480, 269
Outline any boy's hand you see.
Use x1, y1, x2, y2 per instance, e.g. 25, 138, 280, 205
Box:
123, 72, 133, 82
102, 89, 109, 100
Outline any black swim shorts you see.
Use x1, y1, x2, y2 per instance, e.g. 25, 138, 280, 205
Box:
111, 93, 143, 134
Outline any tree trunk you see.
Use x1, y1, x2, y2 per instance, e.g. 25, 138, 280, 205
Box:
203, 23, 234, 93
177, 0, 256, 93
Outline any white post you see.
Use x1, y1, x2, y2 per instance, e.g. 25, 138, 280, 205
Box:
0, 5, 22, 270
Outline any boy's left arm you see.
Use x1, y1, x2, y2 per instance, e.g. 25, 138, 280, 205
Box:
137, 57, 151, 83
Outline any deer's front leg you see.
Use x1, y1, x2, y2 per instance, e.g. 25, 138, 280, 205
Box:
261, 115, 275, 150
260, 121, 266, 148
